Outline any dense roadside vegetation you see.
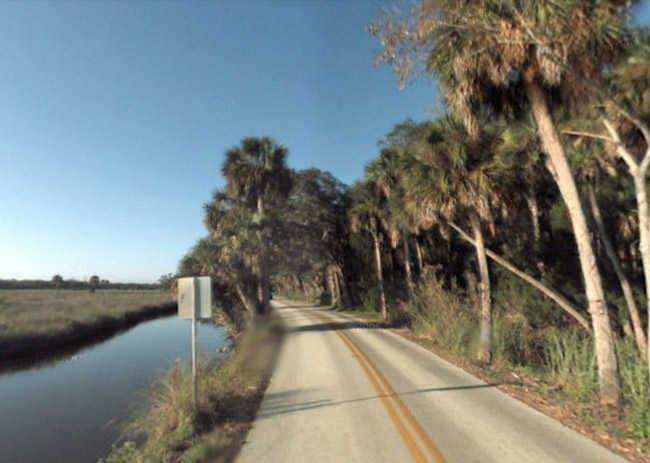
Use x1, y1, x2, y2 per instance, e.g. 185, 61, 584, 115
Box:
0, 289, 175, 369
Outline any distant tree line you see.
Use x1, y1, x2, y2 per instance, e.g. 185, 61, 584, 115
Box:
0, 277, 161, 290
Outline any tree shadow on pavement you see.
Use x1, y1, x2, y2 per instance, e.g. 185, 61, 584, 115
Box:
256, 382, 516, 419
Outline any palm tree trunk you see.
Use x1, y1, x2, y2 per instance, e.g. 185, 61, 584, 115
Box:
336, 267, 352, 306
257, 196, 271, 316
588, 185, 647, 360
333, 270, 342, 307
373, 232, 387, 320
526, 192, 545, 275
524, 74, 620, 406
326, 270, 336, 306
414, 236, 424, 275
470, 215, 492, 363
631, 172, 650, 373
449, 221, 592, 333
403, 231, 414, 294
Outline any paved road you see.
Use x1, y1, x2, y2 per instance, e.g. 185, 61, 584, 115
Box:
236, 300, 629, 463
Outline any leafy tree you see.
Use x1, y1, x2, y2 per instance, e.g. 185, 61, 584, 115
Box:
89, 275, 100, 292
51, 275, 63, 290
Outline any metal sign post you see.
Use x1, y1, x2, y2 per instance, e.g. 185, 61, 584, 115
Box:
178, 276, 212, 413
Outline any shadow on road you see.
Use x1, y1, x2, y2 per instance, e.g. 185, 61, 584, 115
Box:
256, 382, 512, 419
287, 320, 388, 333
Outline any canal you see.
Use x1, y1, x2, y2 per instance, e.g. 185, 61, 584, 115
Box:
0, 316, 228, 463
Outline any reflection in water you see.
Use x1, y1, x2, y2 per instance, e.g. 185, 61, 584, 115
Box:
0, 317, 227, 463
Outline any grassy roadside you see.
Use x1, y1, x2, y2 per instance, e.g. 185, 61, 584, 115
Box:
100, 314, 284, 463
0, 289, 176, 369
330, 302, 649, 463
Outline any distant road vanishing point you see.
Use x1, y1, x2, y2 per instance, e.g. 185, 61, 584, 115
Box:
236, 299, 630, 463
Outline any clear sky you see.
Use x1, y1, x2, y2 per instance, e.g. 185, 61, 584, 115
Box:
1, 1, 649, 284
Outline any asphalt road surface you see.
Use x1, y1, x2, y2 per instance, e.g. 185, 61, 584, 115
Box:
236, 299, 629, 463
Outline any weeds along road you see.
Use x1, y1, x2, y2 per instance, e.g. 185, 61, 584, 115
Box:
236, 300, 629, 463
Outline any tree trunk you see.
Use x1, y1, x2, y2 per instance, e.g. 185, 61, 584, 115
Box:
449, 221, 592, 333
335, 266, 352, 306
524, 74, 620, 406
588, 185, 647, 360
326, 270, 336, 306
526, 192, 545, 275
257, 196, 271, 316
234, 284, 258, 315
414, 236, 424, 275
632, 172, 650, 373
403, 231, 414, 294
333, 270, 342, 307
471, 215, 492, 363
373, 232, 387, 320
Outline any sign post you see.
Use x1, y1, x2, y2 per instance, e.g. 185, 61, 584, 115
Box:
178, 276, 212, 412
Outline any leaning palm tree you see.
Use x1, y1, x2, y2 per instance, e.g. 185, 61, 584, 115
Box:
370, 0, 626, 405
222, 137, 292, 315
349, 179, 389, 319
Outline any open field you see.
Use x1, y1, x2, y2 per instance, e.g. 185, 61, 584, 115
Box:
0, 289, 176, 369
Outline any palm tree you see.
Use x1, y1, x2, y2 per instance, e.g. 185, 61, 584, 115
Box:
349, 179, 388, 319
204, 190, 264, 315
497, 120, 552, 275
565, 131, 648, 360
564, 29, 650, 373
222, 137, 292, 315
370, 0, 626, 405
366, 147, 419, 293
401, 116, 506, 362
51, 275, 63, 290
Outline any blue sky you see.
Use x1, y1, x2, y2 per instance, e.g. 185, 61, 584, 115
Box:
1, 1, 649, 283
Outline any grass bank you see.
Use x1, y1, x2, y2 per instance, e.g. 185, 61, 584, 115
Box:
333, 275, 650, 463
0, 289, 176, 369
100, 315, 284, 463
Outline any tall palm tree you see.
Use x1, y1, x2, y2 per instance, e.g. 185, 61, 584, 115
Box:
565, 29, 650, 374
402, 116, 506, 362
349, 179, 389, 319
566, 132, 648, 360
370, 0, 626, 405
366, 147, 419, 293
222, 137, 292, 315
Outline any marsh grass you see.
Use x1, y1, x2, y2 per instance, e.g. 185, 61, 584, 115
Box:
0, 289, 175, 367
100, 316, 284, 463
618, 340, 650, 438
541, 328, 597, 401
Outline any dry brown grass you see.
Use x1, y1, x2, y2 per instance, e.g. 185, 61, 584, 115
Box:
0, 289, 176, 368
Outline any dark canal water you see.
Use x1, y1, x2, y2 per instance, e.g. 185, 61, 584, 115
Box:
0, 317, 228, 463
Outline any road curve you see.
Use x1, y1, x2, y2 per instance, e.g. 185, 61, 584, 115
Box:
235, 300, 629, 463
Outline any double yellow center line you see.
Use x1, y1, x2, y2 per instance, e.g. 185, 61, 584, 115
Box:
304, 309, 447, 463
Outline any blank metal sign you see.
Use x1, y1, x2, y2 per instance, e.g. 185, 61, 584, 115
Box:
177, 276, 212, 319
